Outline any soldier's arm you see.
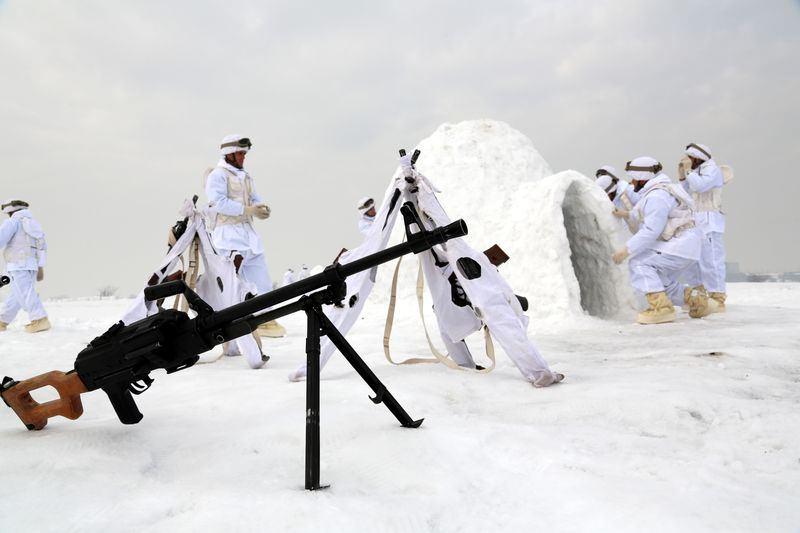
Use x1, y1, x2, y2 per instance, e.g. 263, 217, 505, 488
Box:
685, 163, 723, 194
0, 218, 19, 249
626, 196, 670, 256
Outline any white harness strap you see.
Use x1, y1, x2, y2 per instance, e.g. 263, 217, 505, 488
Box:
620, 192, 633, 211
382, 254, 496, 373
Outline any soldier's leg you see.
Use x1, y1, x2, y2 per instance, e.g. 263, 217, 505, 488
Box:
239, 251, 274, 296
16, 270, 48, 322
0, 273, 23, 325
628, 250, 665, 297
706, 232, 726, 294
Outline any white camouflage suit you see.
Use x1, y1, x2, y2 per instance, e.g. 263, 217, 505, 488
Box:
626, 175, 703, 305
0, 208, 48, 325
205, 159, 274, 295
681, 155, 726, 294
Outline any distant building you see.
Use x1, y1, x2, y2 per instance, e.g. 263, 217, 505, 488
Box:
726, 262, 747, 282
726, 262, 799, 283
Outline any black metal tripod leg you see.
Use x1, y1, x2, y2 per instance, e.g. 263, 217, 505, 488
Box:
314, 307, 424, 429
304, 305, 327, 490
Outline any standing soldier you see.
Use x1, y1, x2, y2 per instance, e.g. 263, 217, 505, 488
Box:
205, 134, 286, 337
679, 143, 727, 312
0, 200, 51, 333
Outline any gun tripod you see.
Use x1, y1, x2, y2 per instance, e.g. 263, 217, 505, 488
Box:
249, 282, 423, 490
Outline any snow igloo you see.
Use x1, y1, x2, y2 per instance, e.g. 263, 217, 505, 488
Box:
372, 119, 635, 323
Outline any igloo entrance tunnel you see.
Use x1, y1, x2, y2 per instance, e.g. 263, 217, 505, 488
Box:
370, 120, 635, 322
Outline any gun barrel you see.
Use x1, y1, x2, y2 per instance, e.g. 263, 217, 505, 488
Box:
205, 218, 467, 329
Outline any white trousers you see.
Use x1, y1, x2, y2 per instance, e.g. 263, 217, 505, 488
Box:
629, 251, 698, 306
697, 232, 726, 293
0, 270, 47, 324
219, 249, 274, 295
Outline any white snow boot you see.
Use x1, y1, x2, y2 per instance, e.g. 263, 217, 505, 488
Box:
637, 292, 676, 325
533, 372, 565, 388
24, 317, 51, 334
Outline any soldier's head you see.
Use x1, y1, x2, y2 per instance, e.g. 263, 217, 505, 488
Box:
1, 199, 29, 217
625, 157, 663, 192
220, 134, 252, 169
357, 197, 376, 217
595, 166, 620, 202
685, 143, 711, 170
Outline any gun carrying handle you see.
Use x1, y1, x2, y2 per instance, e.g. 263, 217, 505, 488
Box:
1, 371, 87, 430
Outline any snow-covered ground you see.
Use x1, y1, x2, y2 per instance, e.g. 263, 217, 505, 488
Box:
1, 283, 799, 532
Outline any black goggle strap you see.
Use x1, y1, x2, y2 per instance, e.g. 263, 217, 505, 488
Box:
596, 169, 620, 191
685, 143, 711, 160
625, 161, 663, 174
1, 200, 29, 210
220, 138, 252, 149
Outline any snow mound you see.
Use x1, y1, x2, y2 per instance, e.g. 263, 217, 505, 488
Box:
368, 119, 634, 323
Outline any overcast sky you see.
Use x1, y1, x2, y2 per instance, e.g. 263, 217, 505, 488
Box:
1, 0, 798, 297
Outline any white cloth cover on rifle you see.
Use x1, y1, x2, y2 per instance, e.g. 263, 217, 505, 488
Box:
121, 199, 264, 368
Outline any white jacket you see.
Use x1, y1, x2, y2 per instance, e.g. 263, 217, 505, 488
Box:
205, 159, 265, 255
358, 213, 375, 235
681, 158, 725, 234
0, 209, 47, 271
627, 175, 702, 261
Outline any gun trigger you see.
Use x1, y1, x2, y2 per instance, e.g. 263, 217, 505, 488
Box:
129, 376, 154, 395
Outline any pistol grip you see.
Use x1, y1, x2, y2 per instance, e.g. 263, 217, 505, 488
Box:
1, 371, 87, 430
103, 385, 144, 425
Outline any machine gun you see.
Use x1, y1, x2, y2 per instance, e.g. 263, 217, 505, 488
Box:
0, 274, 10, 287
1, 202, 467, 489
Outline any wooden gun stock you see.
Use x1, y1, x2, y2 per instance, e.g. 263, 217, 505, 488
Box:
1, 371, 87, 430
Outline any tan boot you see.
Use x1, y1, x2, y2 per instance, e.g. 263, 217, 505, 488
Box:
637, 292, 676, 324
708, 292, 726, 313
24, 317, 51, 333
686, 285, 711, 319
0, 321, 8, 332
258, 320, 286, 338
682, 286, 693, 310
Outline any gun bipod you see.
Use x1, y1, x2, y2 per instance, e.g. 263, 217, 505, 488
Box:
298, 288, 424, 490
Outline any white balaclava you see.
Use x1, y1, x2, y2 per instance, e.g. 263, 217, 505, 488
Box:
1, 199, 29, 215
220, 134, 252, 156
595, 165, 621, 194
625, 156, 663, 182
685, 142, 711, 162
357, 197, 375, 212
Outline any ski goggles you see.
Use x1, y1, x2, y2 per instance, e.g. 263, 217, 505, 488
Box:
358, 198, 375, 210
220, 137, 252, 150
625, 161, 662, 174
685, 143, 711, 160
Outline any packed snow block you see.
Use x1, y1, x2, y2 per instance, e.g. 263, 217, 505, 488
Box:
368, 119, 634, 321
525, 171, 636, 319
